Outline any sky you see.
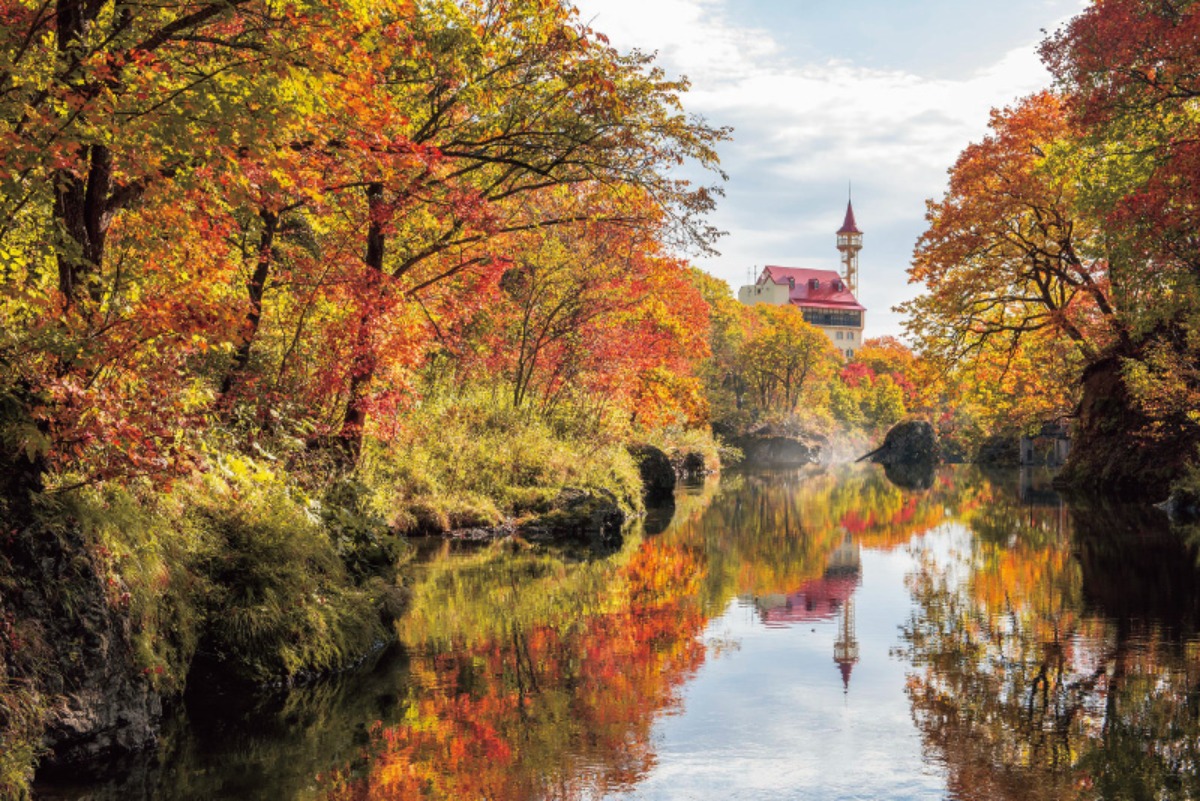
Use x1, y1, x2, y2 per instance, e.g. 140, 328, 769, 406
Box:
572, 0, 1088, 339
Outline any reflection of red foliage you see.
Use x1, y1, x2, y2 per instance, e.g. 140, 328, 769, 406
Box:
840, 509, 872, 534
321, 543, 709, 800
840, 497, 918, 536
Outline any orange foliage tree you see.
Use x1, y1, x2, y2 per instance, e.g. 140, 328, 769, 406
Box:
905, 2, 1200, 485
0, 0, 728, 492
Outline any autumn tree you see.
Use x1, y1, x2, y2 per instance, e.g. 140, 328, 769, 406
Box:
741, 305, 840, 413
903, 92, 1124, 368
905, 2, 1200, 489
1042, 0, 1200, 486
0, 0, 354, 490
687, 269, 755, 426
1041, 0, 1200, 291
310, 0, 728, 450
901, 89, 1156, 479
469, 187, 709, 429
0, 0, 728, 490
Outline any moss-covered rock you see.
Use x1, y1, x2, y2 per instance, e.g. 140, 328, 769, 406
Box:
627, 444, 676, 501
521, 488, 626, 550
1, 522, 162, 771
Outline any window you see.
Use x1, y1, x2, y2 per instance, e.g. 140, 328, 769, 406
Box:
801, 308, 862, 328
836, 331, 843, 340
847, 349, 854, 358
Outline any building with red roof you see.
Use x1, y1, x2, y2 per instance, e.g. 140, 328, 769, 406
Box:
737, 200, 866, 358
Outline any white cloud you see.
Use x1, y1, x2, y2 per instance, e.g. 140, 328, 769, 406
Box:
575, 0, 1084, 338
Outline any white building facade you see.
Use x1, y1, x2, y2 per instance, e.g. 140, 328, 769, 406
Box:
737, 201, 867, 358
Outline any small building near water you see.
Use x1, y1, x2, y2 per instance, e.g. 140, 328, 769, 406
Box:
737, 200, 867, 359
1020, 420, 1071, 467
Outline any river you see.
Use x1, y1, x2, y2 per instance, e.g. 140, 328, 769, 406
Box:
34, 465, 1200, 800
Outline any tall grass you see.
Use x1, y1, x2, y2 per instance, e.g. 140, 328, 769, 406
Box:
361, 394, 644, 534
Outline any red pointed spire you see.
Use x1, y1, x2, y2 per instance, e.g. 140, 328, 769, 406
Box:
837, 658, 855, 691
837, 200, 860, 235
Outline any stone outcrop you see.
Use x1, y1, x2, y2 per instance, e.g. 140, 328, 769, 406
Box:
627, 445, 676, 501
730, 428, 823, 467
521, 488, 626, 550
1057, 354, 1197, 497
2, 525, 162, 766
738, 436, 819, 466
863, 420, 939, 466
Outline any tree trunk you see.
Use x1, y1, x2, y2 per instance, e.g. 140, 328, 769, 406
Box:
54, 144, 113, 310
219, 209, 279, 399
53, 1, 111, 310
341, 183, 386, 453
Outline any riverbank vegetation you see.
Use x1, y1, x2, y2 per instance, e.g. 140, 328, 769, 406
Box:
4, 0, 1198, 794
903, 0, 1200, 493
0, 0, 732, 792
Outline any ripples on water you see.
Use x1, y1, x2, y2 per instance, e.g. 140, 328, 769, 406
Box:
34, 465, 1200, 800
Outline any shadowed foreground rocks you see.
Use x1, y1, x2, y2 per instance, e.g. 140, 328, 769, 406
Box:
1, 524, 162, 766
520, 488, 626, 551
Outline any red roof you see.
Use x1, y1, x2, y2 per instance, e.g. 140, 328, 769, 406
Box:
837, 200, 861, 235
761, 266, 865, 311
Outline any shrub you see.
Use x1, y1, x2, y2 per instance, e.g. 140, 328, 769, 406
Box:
188, 458, 388, 683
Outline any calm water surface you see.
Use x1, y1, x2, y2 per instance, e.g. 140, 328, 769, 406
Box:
36, 465, 1200, 800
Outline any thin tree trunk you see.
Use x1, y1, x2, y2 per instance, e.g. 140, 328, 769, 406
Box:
55, 143, 113, 311
341, 182, 386, 452
219, 208, 279, 399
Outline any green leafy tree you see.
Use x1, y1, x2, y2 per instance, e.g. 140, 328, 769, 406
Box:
741, 305, 840, 413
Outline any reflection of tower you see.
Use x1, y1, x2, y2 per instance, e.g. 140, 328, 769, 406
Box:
826, 531, 861, 692
833, 595, 859, 692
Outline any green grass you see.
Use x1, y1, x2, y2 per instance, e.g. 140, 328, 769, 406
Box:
360, 397, 644, 534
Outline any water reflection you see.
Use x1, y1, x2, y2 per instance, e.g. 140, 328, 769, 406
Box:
756, 532, 862, 689
35, 646, 416, 801
901, 473, 1200, 801
32, 466, 1200, 800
